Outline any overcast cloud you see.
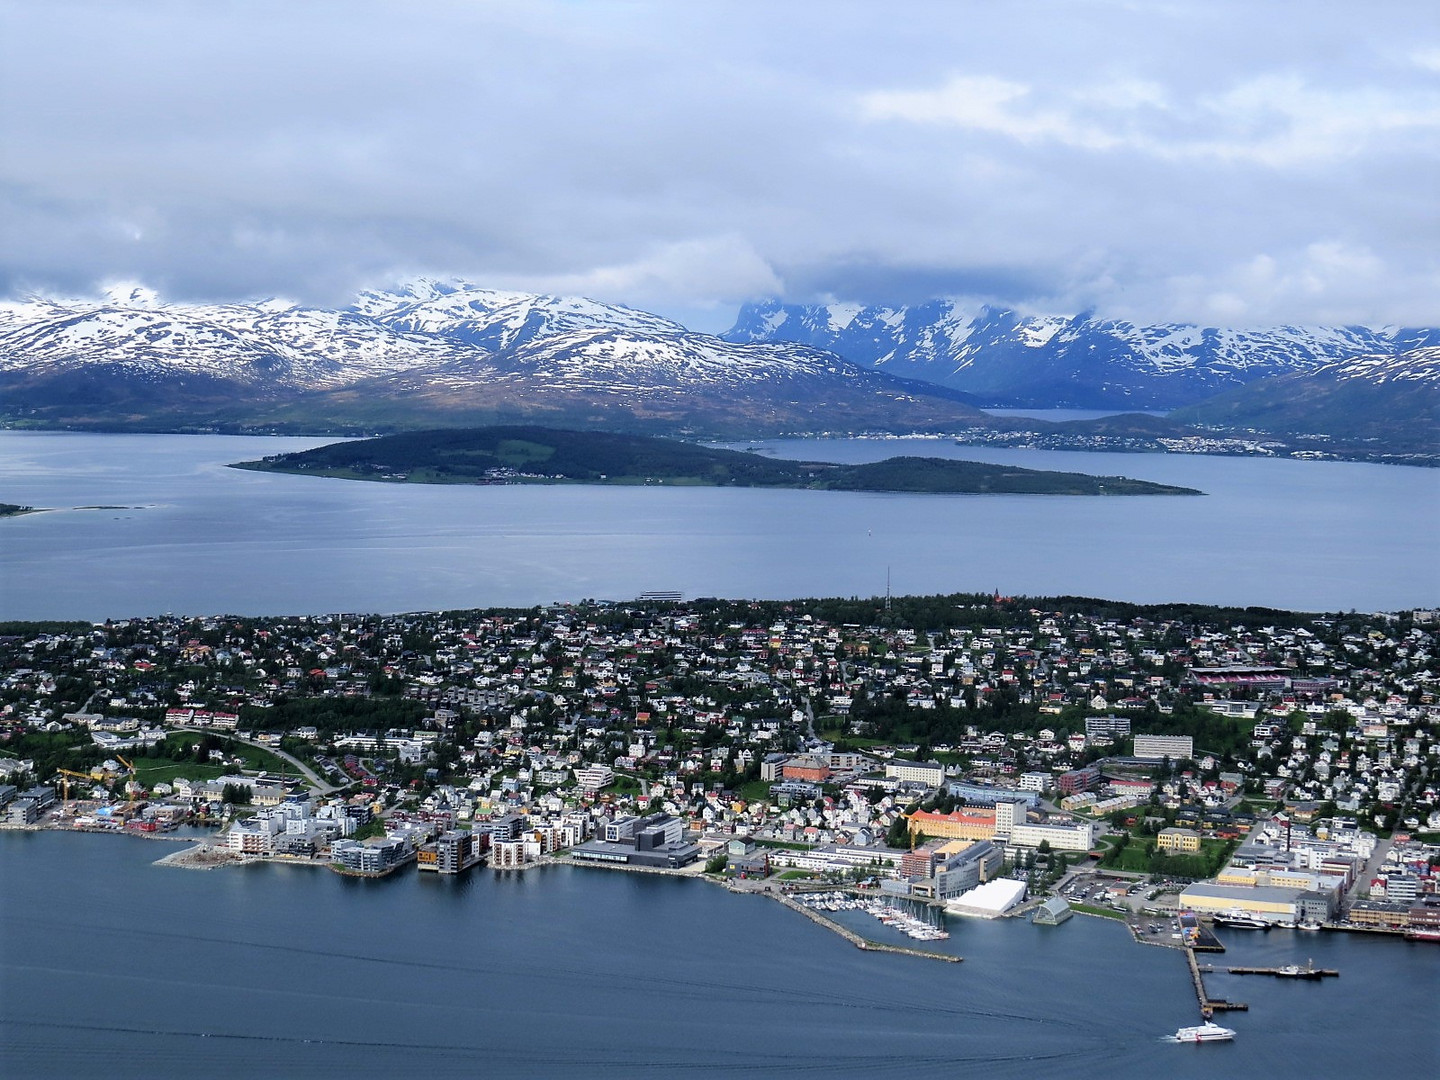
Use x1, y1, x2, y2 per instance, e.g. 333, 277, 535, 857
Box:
2, 0, 1437, 329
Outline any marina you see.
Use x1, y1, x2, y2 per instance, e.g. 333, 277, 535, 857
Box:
793, 892, 952, 942
774, 893, 961, 963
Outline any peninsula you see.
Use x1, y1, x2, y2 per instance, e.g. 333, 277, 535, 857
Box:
2, 592, 1433, 950
231, 426, 1202, 496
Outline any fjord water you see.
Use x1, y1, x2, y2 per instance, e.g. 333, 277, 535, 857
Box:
2, 831, 1434, 1080
1, 431, 1436, 620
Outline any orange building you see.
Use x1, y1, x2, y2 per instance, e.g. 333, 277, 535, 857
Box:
907, 807, 997, 843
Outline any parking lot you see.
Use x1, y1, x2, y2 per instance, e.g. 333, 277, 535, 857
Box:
1057, 871, 1189, 946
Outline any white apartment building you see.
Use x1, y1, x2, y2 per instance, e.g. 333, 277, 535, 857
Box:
1132, 733, 1194, 761
885, 760, 946, 787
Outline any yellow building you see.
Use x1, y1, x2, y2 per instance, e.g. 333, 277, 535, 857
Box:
1156, 827, 1201, 853
1178, 883, 1300, 922
907, 808, 996, 843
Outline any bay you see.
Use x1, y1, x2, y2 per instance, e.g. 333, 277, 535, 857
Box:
0, 431, 1436, 621
981, 407, 1169, 421
1, 831, 1433, 1079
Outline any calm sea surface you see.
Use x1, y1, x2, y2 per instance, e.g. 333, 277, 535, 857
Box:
1, 431, 1436, 619
0, 831, 1433, 1079
981, 407, 1170, 421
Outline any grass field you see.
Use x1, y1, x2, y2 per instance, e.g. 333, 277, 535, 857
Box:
1070, 902, 1127, 921
129, 760, 229, 788
815, 727, 885, 748
1106, 842, 1154, 873
737, 779, 772, 803
124, 735, 308, 791
755, 839, 816, 850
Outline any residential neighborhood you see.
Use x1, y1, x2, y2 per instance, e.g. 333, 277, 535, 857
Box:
2, 593, 1436, 934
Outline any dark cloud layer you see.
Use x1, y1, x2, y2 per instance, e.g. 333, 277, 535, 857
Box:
2, 1, 1437, 328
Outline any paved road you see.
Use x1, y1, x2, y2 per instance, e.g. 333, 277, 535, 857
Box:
1347, 834, 1393, 906
245, 737, 337, 793
178, 728, 339, 794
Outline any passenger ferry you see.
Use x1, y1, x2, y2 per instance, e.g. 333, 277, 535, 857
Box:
1211, 910, 1271, 930
1171, 1021, 1236, 1043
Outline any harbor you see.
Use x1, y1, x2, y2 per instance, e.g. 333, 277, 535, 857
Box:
777, 894, 961, 963
8, 827, 1435, 1078
792, 892, 952, 942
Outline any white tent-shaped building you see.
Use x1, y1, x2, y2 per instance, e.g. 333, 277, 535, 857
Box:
945, 878, 1027, 918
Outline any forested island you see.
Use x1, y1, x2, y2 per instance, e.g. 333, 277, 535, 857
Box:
232, 426, 1202, 496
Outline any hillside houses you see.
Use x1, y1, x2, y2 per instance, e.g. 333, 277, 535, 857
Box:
1, 597, 1435, 888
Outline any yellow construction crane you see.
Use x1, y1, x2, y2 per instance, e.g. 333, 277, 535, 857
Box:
115, 755, 144, 814
55, 768, 94, 809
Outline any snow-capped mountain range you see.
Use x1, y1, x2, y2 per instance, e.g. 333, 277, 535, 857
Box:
0, 285, 477, 393
0, 281, 990, 434
724, 299, 1440, 407
1, 280, 1435, 444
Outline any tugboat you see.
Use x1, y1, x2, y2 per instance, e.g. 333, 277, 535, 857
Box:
1172, 1021, 1236, 1043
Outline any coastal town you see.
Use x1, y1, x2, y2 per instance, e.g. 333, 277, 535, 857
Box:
2, 593, 1437, 946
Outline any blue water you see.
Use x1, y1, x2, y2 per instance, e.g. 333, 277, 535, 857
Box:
2, 831, 1434, 1078
982, 407, 1169, 422
0, 431, 1436, 619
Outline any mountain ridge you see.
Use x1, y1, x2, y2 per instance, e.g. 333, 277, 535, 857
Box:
0, 284, 995, 437
1165, 346, 1440, 451
724, 298, 1440, 408
0, 282, 1434, 461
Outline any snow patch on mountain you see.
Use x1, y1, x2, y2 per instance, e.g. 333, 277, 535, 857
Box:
1321, 346, 1440, 385
354, 278, 687, 352
0, 293, 482, 390
0, 285, 921, 411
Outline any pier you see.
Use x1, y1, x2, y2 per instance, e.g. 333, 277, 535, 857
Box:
1220, 962, 1338, 980
776, 895, 962, 963
1185, 948, 1248, 1018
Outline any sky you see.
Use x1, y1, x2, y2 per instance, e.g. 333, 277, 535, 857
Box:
2, 0, 1438, 331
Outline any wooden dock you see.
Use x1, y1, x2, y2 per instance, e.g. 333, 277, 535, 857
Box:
1186, 948, 1248, 1018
